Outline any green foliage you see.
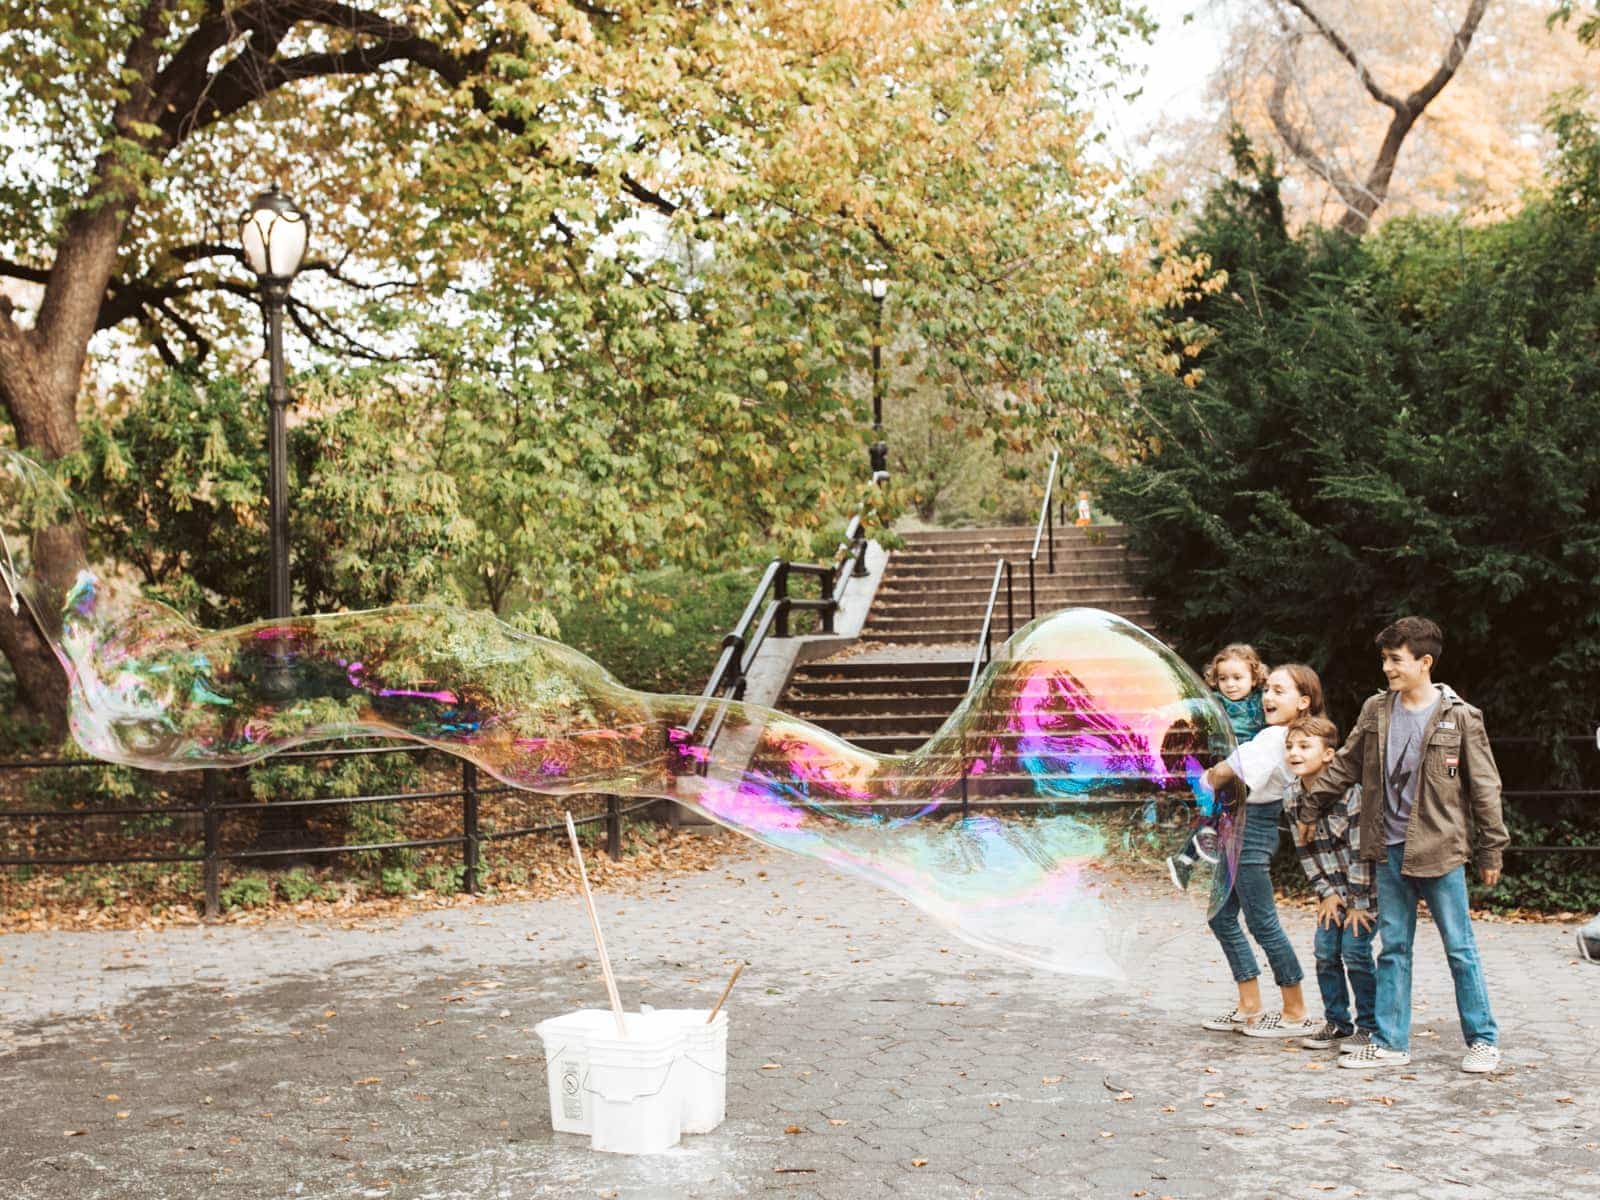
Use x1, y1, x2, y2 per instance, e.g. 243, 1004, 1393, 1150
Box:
555, 563, 780, 696
219, 874, 273, 911
1095, 121, 1600, 755
67, 368, 472, 626
1093, 120, 1600, 908
1475, 805, 1600, 912
380, 865, 418, 896
277, 868, 337, 904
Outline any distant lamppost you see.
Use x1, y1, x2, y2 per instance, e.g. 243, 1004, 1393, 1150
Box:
239, 185, 310, 620
862, 274, 889, 478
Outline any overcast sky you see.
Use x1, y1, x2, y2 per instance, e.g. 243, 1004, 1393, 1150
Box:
1096, 0, 1230, 165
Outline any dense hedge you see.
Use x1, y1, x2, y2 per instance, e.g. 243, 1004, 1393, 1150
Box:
1095, 126, 1600, 908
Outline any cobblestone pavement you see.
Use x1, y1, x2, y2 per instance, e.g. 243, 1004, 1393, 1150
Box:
2, 849, 1596, 1200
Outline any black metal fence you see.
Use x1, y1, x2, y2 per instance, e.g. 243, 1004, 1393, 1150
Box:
0, 745, 659, 918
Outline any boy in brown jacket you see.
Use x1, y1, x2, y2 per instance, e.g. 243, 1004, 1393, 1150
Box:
1299, 616, 1508, 1073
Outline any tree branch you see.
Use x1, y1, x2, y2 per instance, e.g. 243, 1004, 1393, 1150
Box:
1281, 0, 1404, 113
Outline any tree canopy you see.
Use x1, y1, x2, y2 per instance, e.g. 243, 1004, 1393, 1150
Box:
0, 1, 1199, 729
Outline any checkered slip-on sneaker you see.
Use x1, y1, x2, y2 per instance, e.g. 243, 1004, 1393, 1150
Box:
1200, 1008, 1256, 1032
1240, 1012, 1323, 1039
1338, 1042, 1411, 1069
1461, 1042, 1502, 1074
1300, 1021, 1353, 1050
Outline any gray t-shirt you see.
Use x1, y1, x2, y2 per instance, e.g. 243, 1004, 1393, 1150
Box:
1385, 690, 1441, 845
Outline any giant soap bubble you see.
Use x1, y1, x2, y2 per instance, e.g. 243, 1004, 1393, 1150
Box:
2, 449, 1239, 977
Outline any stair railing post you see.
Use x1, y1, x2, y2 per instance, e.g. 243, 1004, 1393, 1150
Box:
606, 794, 622, 860
1047, 485, 1055, 574
821, 561, 836, 634
1006, 561, 1014, 637
775, 560, 790, 638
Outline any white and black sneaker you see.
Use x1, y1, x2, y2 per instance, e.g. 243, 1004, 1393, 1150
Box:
1461, 1042, 1502, 1074
1300, 1021, 1353, 1050
1240, 1012, 1323, 1039
1201, 1008, 1257, 1032
1578, 914, 1600, 963
1338, 1042, 1411, 1069
1193, 827, 1221, 863
1167, 854, 1195, 891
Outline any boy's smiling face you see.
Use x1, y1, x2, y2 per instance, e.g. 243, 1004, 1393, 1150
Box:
1284, 731, 1335, 779
1380, 645, 1433, 693
1213, 657, 1254, 702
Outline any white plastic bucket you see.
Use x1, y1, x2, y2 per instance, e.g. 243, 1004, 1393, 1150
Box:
586, 1012, 686, 1155
533, 1009, 619, 1135
653, 1009, 728, 1134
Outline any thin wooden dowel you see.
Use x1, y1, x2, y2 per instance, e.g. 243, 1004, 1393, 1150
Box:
565, 812, 627, 1038
706, 962, 744, 1024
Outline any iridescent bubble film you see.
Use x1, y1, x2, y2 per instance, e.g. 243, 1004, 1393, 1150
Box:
3, 449, 1240, 977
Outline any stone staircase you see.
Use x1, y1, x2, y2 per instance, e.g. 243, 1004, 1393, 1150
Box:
778, 525, 1156, 768
860, 525, 1151, 644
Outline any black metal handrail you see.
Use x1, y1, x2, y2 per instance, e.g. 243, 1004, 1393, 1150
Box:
1026, 447, 1061, 619
967, 558, 1015, 693
690, 505, 873, 757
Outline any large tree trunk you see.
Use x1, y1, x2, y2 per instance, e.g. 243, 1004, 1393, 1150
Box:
0, 202, 128, 739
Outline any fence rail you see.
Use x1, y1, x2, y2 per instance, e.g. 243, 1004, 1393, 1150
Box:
0, 744, 653, 918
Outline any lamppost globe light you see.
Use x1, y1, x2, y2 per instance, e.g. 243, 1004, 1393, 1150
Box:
239, 185, 310, 281
862, 275, 888, 301
239, 184, 310, 624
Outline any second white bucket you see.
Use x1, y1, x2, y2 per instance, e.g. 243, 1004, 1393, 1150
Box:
655, 1009, 728, 1134
586, 1013, 685, 1155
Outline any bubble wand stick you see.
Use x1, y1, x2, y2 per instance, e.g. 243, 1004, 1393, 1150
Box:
564, 811, 627, 1038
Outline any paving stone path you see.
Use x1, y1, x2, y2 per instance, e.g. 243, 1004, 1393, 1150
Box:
2, 849, 1596, 1199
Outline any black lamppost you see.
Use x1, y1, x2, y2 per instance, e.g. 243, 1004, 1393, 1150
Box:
862, 274, 889, 478
239, 186, 309, 620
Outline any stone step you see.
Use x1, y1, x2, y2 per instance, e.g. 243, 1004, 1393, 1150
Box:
889, 546, 1136, 566
789, 658, 971, 679
899, 526, 1129, 547
864, 613, 1156, 639
883, 563, 1132, 582
877, 573, 1140, 597
869, 593, 1145, 618
784, 677, 972, 700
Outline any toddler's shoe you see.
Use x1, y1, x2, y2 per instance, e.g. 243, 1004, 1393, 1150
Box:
1338, 1042, 1411, 1069
1299, 1021, 1353, 1050
1166, 854, 1194, 891
1578, 914, 1600, 963
1461, 1042, 1501, 1074
1200, 1007, 1257, 1032
1240, 1012, 1322, 1039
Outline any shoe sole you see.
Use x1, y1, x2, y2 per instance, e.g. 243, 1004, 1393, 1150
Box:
1580, 931, 1597, 963
1167, 859, 1186, 890
1338, 1055, 1410, 1069
1241, 1026, 1316, 1039
1300, 1038, 1347, 1050
1461, 1064, 1500, 1074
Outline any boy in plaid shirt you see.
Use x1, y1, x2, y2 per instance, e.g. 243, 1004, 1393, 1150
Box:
1284, 715, 1377, 1050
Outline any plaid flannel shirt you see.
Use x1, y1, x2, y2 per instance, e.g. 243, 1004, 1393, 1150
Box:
1287, 779, 1375, 910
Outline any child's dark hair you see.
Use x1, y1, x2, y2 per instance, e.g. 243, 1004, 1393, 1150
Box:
1272, 663, 1326, 717
1286, 714, 1339, 747
1203, 643, 1268, 690
1375, 616, 1443, 665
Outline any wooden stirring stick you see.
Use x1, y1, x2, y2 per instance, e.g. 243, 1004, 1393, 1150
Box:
565, 812, 627, 1038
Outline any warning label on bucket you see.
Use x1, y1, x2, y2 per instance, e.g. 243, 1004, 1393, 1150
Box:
560, 1059, 583, 1120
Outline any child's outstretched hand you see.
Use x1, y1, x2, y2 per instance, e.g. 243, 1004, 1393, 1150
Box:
1345, 908, 1375, 935
1317, 894, 1345, 930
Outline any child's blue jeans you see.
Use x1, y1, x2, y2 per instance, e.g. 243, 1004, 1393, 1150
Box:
1207, 800, 1303, 987
1313, 913, 1376, 1034
1374, 843, 1497, 1051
